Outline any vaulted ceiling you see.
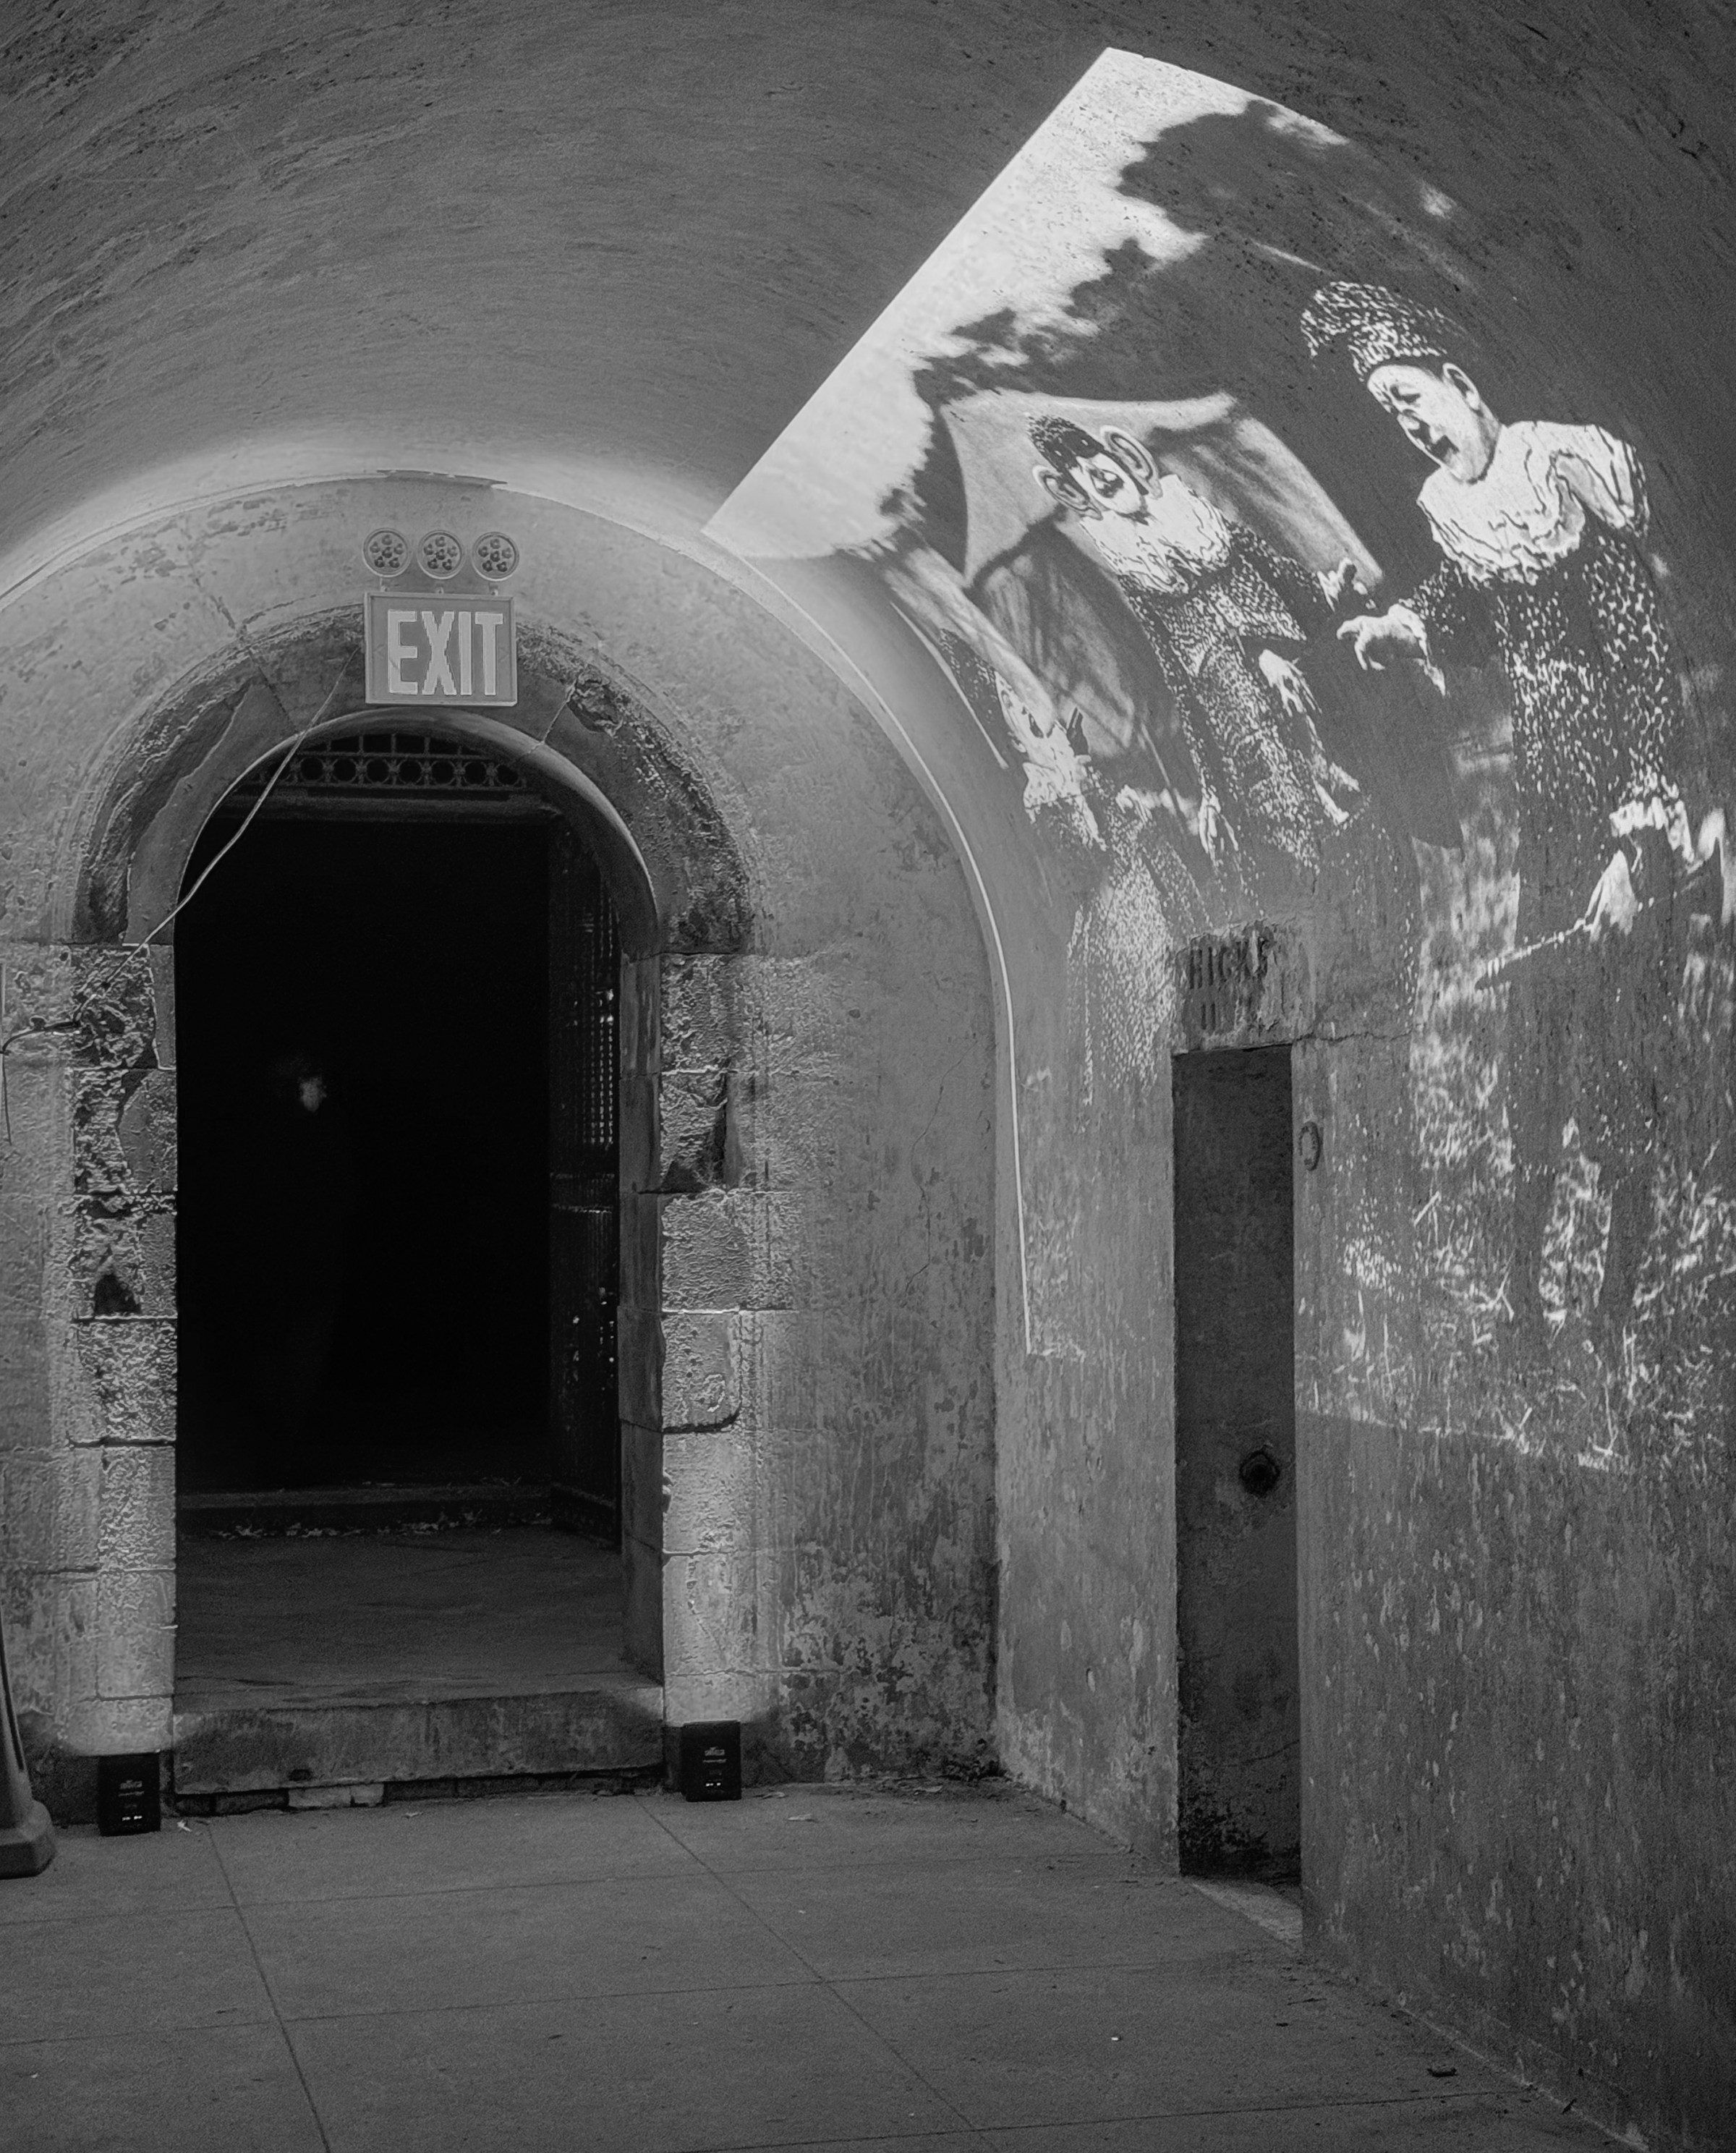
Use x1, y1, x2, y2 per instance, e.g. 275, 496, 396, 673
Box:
3, 0, 1730, 596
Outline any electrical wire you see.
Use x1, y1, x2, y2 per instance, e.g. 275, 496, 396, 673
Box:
1, 666, 357, 1142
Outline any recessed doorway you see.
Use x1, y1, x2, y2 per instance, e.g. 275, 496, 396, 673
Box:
176, 806, 551, 1497
1172, 1044, 1300, 1882
169, 729, 658, 1798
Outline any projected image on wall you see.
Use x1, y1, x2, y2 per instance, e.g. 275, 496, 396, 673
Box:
709, 51, 1733, 1468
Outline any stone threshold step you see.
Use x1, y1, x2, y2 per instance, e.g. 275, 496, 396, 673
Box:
179, 1484, 553, 1533
171, 1765, 663, 1817
171, 1681, 664, 1796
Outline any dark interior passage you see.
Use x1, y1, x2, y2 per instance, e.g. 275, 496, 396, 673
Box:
175, 812, 551, 1494
1173, 1045, 1299, 1880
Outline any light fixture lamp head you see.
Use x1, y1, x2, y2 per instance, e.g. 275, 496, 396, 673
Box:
362, 529, 410, 579
472, 532, 520, 581
415, 530, 465, 581
361, 527, 521, 595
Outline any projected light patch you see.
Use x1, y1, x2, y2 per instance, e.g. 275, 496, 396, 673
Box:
707, 50, 1729, 1463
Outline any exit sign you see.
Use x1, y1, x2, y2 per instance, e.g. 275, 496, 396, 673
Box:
364, 592, 517, 707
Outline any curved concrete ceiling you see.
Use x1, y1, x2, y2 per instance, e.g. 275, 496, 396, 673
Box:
1, 0, 1730, 598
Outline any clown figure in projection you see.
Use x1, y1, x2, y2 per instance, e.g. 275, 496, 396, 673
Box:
993, 660, 1204, 1090
915, 614, 1201, 1093
1028, 416, 1363, 901
1305, 280, 1703, 1364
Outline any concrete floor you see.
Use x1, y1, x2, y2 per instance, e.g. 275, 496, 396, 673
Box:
171, 1526, 660, 1795
1, 1783, 1607, 2152
175, 1527, 630, 1708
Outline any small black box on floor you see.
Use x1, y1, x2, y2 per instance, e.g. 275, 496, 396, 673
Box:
97, 1754, 161, 1837
678, 1721, 741, 1802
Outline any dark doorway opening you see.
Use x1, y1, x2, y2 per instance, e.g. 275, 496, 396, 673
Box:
178, 812, 550, 1494
166, 731, 655, 1801
1172, 1045, 1300, 1882
174, 740, 620, 1528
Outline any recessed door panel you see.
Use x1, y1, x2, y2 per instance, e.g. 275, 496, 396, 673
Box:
549, 825, 621, 1534
1173, 1045, 1300, 1877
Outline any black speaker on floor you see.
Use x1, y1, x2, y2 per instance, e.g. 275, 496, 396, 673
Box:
97, 1754, 161, 1837
678, 1721, 741, 1801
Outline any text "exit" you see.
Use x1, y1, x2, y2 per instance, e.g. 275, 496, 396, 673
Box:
364, 592, 518, 708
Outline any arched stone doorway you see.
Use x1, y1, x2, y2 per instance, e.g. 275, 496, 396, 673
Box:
68, 617, 754, 1799
7, 485, 996, 1817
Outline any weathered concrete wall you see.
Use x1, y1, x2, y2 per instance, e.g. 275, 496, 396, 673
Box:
676, 20, 1736, 2146
1295, 1027, 1736, 2151
992, 1056, 1176, 1842
1299, 1407, 1735, 2150
0, 478, 997, 1804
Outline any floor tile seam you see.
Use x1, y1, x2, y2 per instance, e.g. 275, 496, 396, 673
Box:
209, 1865, 712, 1909
0, 1998, 1483, 2052
5, 1974, 922, 2050
637, 1799, 1111, 1851
660, 1853, 1144, 1881
975, 2088, 1510, 2128
0, 2012, 284, 2049
634, 1822, 982, 2139
616, 1835, 1235, 1976
263, 1972, 830, 2026
269, 2015, 339, 2153
634, 1806, 1111, 1834
0, 1906, 243, 1932
0, 1860, 1149, 1920
0, 1942, 1296, 2044
0, 1930, 1265, 1979
804, 1970, 982, 2139
0, 2008, 1509, 2126
603, 2086, 1503, 2153
690, 2097, 1507, 2153
637, 1795, 702, 1850
783, 1948, 1258, 1982
681, 2131, 997, 2153
210, 1826, 339, 2153
702, 1869, 982, 2135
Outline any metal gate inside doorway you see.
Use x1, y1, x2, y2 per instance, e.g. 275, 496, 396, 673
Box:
548, 826, 621, 1535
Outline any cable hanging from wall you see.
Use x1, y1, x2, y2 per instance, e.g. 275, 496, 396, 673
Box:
0, 661, 358, 1139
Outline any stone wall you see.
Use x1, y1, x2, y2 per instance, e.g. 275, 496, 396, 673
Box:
0, 943, 179, 1817
0, 478, 998, 1806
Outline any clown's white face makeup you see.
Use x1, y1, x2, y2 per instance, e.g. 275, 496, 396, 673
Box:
1071, 449, 1149, 519
1366, 361, 1501, 483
